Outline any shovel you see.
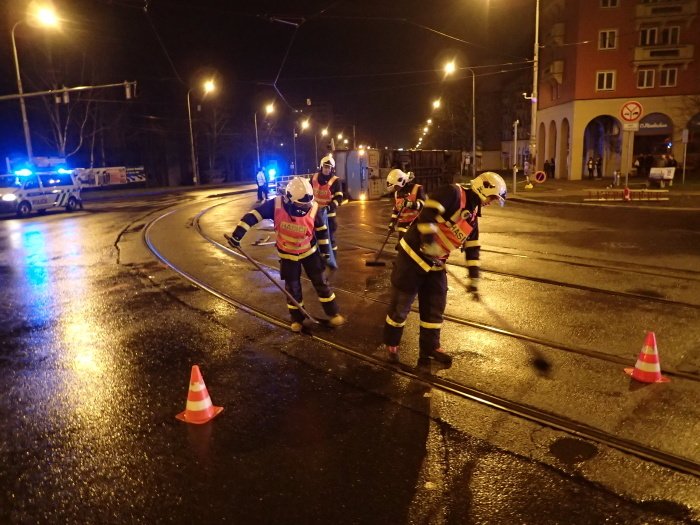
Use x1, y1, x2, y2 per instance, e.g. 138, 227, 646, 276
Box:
224, 234, 320, 324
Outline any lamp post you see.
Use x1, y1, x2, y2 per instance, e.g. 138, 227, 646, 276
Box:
528, 0, 540, 167
254, 102, 274, 169
11, 7, 60, 161
293, 119, 310, 174
467, 67, 476, 178
187, 79, 215, 185
444, 61, 477, 177
316, 128, 328, 163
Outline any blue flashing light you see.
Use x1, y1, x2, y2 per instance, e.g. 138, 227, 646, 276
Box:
268, 168, 277, 180
56, 167, 72, 174
14, 168, 33, 176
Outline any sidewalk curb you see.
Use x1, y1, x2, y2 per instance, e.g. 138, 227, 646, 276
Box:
509, 196, 700, 212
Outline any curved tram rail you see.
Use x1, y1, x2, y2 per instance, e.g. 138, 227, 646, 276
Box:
141, 198, 700, 479
345, 225, 700, 310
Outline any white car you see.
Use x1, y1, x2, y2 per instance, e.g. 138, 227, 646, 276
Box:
0, 170, 83, 218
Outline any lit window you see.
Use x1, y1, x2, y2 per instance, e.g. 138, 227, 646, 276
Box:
598, 30, 617, 50
637, 69, 655, 89
596, 71, 616, 91
601, 0, 618, 7
660, 67, 677, 87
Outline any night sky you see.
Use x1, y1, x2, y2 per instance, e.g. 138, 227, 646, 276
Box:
1, 0, 535, 164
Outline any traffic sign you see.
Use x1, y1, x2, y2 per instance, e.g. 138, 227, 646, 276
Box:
534, 170, 547, 183
620, 101, 643, 122
623, 122, 639, 132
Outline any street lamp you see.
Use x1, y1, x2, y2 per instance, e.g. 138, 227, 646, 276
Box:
315, 127, 329, 163
432, 99, 441, 110
254, 102, 274, 168
11, 6, 60, 161
187, 79, 216, 185
528, 0, 540, 167
293, 119, 310, 173
466, 66, 477, 177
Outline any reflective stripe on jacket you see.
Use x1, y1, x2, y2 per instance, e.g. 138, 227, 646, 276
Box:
274, 197, 319, 257
431, 184, 474, 258
312, 174, 338, 207
395, 184, 421, 224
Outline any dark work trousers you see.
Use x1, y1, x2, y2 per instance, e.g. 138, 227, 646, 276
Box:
383, 249, 448, 355
280, 252, 339, 323
257, 184, 268, 201
325, 208, 338, 251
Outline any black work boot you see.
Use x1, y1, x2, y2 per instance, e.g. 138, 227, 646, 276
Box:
419, 348, 453, 366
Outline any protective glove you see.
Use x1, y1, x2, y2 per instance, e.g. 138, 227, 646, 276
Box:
387, 221, 396, 232
403, 200, 416, 209
225, 234, 241, 249
321, 253, 337, 270
420, 242, 443, 258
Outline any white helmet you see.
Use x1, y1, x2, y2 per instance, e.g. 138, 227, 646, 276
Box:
471, 172, 507, 207
319, 155, 335, 169
386, 169, 410, 190
285, 177, 314, 211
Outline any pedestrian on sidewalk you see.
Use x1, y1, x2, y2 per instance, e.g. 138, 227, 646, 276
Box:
595, 157, 602, 179
382, 172, 507, 367
587, 157, 595, 179
227, 177, 346, 332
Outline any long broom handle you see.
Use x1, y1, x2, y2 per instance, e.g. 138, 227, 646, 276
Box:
372, 203, 406, 263
225, 235, 320, 324
372, 228, 394, 263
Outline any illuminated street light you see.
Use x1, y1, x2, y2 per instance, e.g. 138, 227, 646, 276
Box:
293, 119, 311, 173
427, 118, 432, 124
432, 99, 441, 110
254, 102, 275, 168
423, 126, 429, 133
11, 5, 61, 160
444, 60, 456, 76
337, 133, 343, 140
187, 78, 216, 185
321, 128, 328, 137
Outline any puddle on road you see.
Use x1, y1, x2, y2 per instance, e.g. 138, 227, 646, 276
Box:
549, 437, 598, 465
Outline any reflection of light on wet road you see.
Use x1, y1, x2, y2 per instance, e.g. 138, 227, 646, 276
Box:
19, 227, 53, 326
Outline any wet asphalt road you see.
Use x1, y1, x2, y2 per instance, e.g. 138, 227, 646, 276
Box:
0, 187, 698, 524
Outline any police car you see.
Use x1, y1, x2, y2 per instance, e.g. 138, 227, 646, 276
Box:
0, 168, 83, 218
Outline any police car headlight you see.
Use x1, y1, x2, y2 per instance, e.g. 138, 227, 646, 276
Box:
2, 194, 17, 202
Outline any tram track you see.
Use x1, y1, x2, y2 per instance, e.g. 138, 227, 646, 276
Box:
142, 199, 700, 479
191, 198, 700, 382
345, 225, 700, 310
350, 222, 700, 281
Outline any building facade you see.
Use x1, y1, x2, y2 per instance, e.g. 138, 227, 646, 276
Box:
537, 0, 700, 180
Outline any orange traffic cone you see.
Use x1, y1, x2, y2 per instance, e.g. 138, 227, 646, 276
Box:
624, 332, 670, 383
176, 365, 224, 424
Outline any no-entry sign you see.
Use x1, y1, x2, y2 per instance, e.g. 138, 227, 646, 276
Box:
620, 101, 643, 122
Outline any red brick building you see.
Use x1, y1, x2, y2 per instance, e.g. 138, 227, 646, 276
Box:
537, 0, 700, 179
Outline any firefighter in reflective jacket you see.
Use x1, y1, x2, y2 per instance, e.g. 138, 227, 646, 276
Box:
386, 169, 425, 242
227, 177, 347, 332
312, 155, 343, 253
383, 172, 507, 365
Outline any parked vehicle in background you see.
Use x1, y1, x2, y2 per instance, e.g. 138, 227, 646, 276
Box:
74, 166, 146, 187
0, 169, 83, 218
